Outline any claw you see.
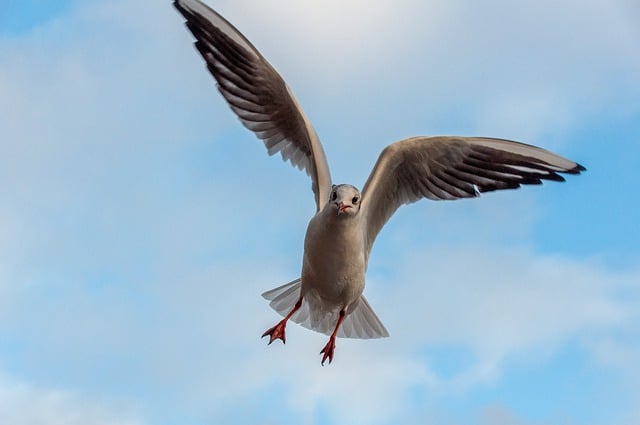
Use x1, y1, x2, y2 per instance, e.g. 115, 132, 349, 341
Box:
319, 308, 346, 365
262, 321, 287, 344
262, 297, 302, 346
320, 337, 337, 365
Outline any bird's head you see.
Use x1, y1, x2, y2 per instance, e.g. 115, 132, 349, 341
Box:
328, 184, 361, 217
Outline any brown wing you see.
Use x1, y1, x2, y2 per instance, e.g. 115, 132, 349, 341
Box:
174, 0, 332, 210
361, 136, 585, 254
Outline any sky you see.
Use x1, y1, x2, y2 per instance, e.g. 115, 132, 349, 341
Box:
1, 0, 639, 424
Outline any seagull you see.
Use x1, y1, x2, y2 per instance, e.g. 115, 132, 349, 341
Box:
173, 0, 585, 365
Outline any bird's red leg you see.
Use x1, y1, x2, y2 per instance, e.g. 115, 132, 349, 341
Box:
261, 297, 302, 345
320, 308, 346, 366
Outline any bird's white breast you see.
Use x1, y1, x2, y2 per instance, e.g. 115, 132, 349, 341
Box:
301, 209, 366, 310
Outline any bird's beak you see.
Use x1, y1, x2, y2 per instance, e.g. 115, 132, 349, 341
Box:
336, 202, 349, 215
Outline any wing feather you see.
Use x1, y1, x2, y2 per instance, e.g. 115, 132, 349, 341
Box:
361, 136, 585, 255
174, 0, 332, 210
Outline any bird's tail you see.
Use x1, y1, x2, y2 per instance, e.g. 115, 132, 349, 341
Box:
262, 278, 389, 339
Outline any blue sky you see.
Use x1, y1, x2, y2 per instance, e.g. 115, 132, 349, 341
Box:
1, 0, 639, 424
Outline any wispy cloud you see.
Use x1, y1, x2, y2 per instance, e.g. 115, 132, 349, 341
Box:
0, 373, 142, 425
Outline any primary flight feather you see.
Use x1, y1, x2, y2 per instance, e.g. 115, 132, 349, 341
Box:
173, 0, 585, 365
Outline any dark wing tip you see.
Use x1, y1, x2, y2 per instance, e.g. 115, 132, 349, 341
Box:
571, 163, 587, 174
173, 0, 186, 14
546, 173, 566, 182
174, 1, 199, 30
559, 162, 586, 175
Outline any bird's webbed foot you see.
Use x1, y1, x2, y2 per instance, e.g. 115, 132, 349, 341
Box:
262, 320, 288, 344
320, 336, 337, 365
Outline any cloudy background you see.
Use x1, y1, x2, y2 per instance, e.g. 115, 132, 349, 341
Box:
1, 0, 639, 424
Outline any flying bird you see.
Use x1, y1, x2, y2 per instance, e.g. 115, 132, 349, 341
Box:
173, 0, 585, 365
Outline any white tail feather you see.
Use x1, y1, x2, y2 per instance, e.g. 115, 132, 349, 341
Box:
262, 279, 389, 339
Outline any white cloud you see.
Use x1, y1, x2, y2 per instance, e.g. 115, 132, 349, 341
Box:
378, 245, 635, 383
479, 404, 538, 425
0, 374, 143, 425
204, 0, 640, 149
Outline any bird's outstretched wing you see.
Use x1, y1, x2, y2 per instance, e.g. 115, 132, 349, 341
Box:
174, 0, 332, 211
361, 136, 585, 254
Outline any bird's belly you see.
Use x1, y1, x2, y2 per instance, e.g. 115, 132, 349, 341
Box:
303, 254, 364, 303
301, 221, 366, 308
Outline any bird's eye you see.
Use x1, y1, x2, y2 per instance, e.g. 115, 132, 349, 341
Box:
352, 196, 359, 204
331, 192, 337, 201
